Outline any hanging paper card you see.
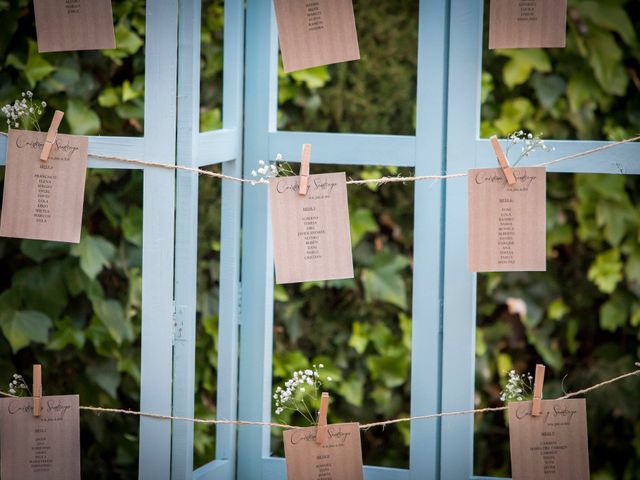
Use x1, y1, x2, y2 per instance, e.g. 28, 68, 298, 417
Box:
0, 129, 88, 243
34, 0, 116, 53
0, 395, 81, 480
283, 423, 364, 480
468, 166, 546, 272
269, 172, 354, 284
488, 0, 567, 49
273, 0, 360, 73
509, 399, 590, 480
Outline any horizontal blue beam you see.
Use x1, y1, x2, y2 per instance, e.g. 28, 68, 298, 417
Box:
268, 131, 416, 167
261, 456, 410, 480
0, 134, 146, 169
474, 138, 640, 175
197, 128, 241, 166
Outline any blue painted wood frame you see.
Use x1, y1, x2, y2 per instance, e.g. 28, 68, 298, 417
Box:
238, 0, 450, 478
172, 1, 245, 479
442, 2, 640, 480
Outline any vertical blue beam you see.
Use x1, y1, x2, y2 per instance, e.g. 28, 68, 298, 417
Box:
214, 0, 246, 475
440, 0, 484, 478
172, 0, 201, 478
410, 0, 450, 478
238, 0, 279, 478
139, 0, 179, 478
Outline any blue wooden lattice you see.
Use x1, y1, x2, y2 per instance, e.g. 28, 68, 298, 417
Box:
2, 1, 639, 479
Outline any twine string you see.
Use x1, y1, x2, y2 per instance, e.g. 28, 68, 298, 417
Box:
1, 132, 638, 186
1, 365, 638, 430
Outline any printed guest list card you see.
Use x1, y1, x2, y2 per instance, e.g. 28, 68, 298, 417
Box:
283, 423, 364, 480
0, 129, 88, 243
273, 0, 360, 73
468, 167, 546, 272
269, 172, 354, 284
0, 395, 81, 480
34, 0, 116, 52
489, 0, 567, 49
509, 399, 590, 479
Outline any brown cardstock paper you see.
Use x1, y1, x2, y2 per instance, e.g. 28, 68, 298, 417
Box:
34, 0, 116, 53
468, 166, 546, 272
283, 422, 364, 480
489, 0, 567, 49
0, 395, 81, 480
273, 0, 360, 73
509, 399, 590, 480
269, 172, 354, 284
0, 129, 88, 243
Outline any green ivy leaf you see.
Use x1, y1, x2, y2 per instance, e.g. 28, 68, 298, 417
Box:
23, 40, 55, 87
350, 208, 378, 246
576, 2, 637, 47
87, 359, 121, 398
600, 295, 629, 332
588, 249, 623, 293
361, 252, 410, 310
496, 49, 551, 88
71, 233, 116, 279
348, 321, 370, 354
91, 298, 133, 345
0, 310, 52, 353
585, 31, 628, 96
66, 98, 101, 135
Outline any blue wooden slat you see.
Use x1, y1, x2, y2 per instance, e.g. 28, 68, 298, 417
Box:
440, 0, 483, 479
474, 138, 640, 175
269, 132, 416, 167
193, 459, 233, 479
238, 0, 279, 478
171, 0, 201, 477
197, 129, 240, 166
0, 135, 146, 169
138, 0, 179, 479
410, 0, 449, 478
213, 2, 246, 475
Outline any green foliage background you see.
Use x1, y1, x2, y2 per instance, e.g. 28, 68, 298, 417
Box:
0, 0, 639, 477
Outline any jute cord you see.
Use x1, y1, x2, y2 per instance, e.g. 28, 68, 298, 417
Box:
1, 364, 638, 431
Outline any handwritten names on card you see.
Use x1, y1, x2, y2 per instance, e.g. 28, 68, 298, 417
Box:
489, 0, 567, 49
468, 167, 546, 272
0, 129, 88, 243
269, 172, 354, 284
34, 0, 116, 52
509, 399, 589, 480
0, 395, 81, 480
273, 0, 360, 73
283, 423, 363, 480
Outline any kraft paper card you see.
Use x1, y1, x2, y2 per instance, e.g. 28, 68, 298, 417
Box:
489, 0, 567, 49
468, 167, 546, 272
34, 0, 116, 52
269, 172, 354, 284
283, 423, 364, 480
0, 129, 88, 243
273, 0, 360, 73
509, 399, 590, 480
0, 395, 81, 480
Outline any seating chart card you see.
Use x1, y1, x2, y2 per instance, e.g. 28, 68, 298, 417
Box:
283, 422, 364, 480
273, 0, 360, 73
468, 167, 546, 272
269, 172, 354, 284
509, 399, 590, 480
0, 129, 88, 243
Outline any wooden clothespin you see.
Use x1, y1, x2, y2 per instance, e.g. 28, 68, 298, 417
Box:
298, 144, 311, 196
490, 135, 516, 185
33, 364, 42, 417
531, 364, 545, 417
316, 392, 329, 444
40, 110, 64, 162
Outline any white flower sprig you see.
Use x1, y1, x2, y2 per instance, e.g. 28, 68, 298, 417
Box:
8, 373, 31, 397
273, 364, 332, 425
505, 130, 554, 166
500, 369, 534, 402
250, 153, 296, 185
1, 91, 47, 131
